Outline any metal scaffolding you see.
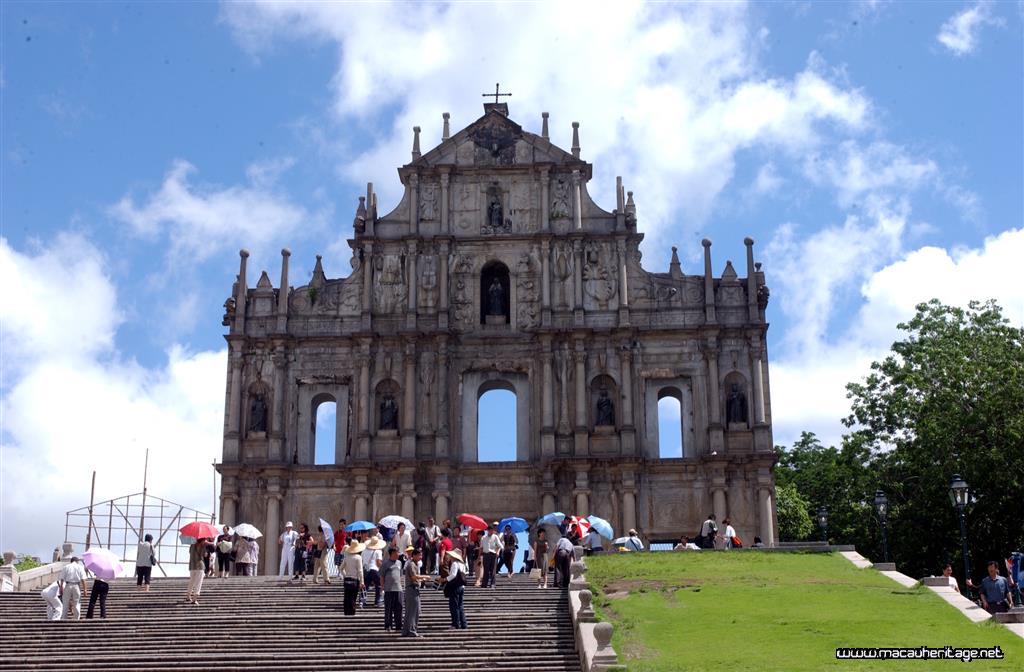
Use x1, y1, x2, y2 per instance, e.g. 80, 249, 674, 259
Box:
64, 492, 214, 575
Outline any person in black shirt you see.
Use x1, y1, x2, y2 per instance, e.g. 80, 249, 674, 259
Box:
497, 525, 518, 579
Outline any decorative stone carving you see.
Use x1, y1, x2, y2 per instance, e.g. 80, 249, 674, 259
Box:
469, 116, 520, 165
551, 177, 571, 219
583, 241, 618, 309
419, 352, 436, 432
373, 253, 407, 314
419, 183, 438, 220
419, 252, 438, 309
516, 250, 540, 329
452, 278, 473, 327
553, 242, 573, 309
455, 182, 477, 231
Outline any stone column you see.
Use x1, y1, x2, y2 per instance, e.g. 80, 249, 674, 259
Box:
760, 487, 775, 547
409, 173, 419, 235
354, 494, 368, 522
265, 490, 281, 575
362, 242, 373, 313
406, 240, 418, 328
358, 341, 371, 459
752, 349, 766, 424
401, 491, 415, 522
573, 345, 588, 455
234, 249, 249, 335
225, 349, 243, 462
402, 340, 417, 458
702, 239, 716, 323
271, 348, 286, 461
745, 237, 758, 323
558, 344, 571, 435
572, 239, 583, 318
574, 469, 590, 518
616, 239, 629, 324
620, 470, 637, 533
436, 340, 449, 458
712, 487, 727, 523
540, 238, 551, 317
440, 172, 450, 235
572, 169, 582, 231
438, 240, 450, 329
541, 167, 550, 231
706, 343, 724, 454
541, 340, 555, 458
221, 491, 237, 527
619, 344, 636, 455
542, 492, 556, 514
434, 492, 449, 524
276, 248, 290, 333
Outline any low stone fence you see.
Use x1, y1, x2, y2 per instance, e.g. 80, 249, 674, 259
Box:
568, 545, 626, 672
0, 561, 68, 593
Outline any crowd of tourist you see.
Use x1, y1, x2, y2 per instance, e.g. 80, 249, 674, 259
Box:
39, 512, 1023, 628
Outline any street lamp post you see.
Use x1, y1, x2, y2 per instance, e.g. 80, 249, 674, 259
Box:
874, 489, 889, 563
948, 474, 971, 598
816, 506, 829, 545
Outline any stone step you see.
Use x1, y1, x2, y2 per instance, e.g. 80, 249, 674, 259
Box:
0, 575, 582, 672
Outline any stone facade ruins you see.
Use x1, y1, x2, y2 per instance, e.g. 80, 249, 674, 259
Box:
217, 102, 778, 573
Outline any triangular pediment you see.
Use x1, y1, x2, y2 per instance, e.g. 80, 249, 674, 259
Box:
409, 109, 580, 169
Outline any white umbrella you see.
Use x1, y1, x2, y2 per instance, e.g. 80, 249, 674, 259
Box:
378, 514, 413, 530
318, 518, 335, 546
233, 523, 263, 539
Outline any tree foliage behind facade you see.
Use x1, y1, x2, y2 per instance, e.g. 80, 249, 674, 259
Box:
776, 299, 1024, 582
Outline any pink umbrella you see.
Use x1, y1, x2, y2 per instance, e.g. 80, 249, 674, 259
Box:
82, 547, 124, 580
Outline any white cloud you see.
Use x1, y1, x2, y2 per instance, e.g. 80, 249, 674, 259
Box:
222, 2, 869, 251
806, 141, 938, 206
751, 162, 783, 197
937, 2, 1003, 56
0, 236, 225, 560
770, 227, 1024, 447
108, 158, 318, 266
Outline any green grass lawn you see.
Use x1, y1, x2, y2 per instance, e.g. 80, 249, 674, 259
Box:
585, 551, 1023, 671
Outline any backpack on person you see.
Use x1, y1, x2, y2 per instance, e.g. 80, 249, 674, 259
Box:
731, 535, 743, 548
443, 568, 465, 597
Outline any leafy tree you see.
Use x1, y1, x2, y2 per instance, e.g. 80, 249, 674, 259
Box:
844, 299, 1024, 581
775, 482, 814, 541
14, 555, 43, 572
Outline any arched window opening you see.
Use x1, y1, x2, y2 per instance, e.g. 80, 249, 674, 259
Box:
480, 261, 511, 325
312, 397, 337, 465
478, 387, 516, 462
657, 389, 683, 459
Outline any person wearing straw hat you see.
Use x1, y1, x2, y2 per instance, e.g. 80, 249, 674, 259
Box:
441, 548, 469, 629
340, 539, 365, 615
361, 536, 386, 607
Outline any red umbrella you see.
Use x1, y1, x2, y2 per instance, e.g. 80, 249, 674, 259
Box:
457, 513, 487, 531
180, 521, 219, 540
567, 516, 591, 537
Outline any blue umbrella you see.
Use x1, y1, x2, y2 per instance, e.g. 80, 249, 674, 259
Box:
587, 515, 614, 539
344, 520, 377, 532
537, 512, 565, 526
498, 516, 529, 534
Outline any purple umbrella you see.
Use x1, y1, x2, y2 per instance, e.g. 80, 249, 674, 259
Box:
82, 547, 124, 580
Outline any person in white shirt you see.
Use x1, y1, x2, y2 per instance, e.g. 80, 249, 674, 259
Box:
723, 518, 737, 549
554, 535, 575, 589
41, 581, 63, 621
278, 522, 298, 576
673, 536, 701, 551
700, 514, 718, 549
361, 537, 385, 607
942, 564, 961, 594
340, 540, 365, 616
424, 517, 442, 574
442, 549, 469, 629
136, 533, 156, 592
391, 522, 412, 566
480, 524, 502, 589
58, 557, 88, 620
625, 529, 644, 552
583, 528, 604, 555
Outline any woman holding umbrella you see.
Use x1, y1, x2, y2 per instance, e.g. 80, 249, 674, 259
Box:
339, 538, 365, 615
187, 537, 209, 604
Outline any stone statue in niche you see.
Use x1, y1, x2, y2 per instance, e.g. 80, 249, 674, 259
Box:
726, 383, 747, 424
419, 184, 438, 220
488, 191, 504, 229
487, 278, 505, 316
551, 178, 571, 219
596, 388, 615, 426
553, 242, 573, 308
249, 393, 267, 433
373, 253, 406, 314
380, 394, 398, 431
582, 241, 617, 309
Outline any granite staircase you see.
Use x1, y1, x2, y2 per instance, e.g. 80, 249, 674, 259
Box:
0, 574, 582, 671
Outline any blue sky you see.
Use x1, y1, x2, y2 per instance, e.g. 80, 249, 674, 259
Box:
2, 1, 1021, 558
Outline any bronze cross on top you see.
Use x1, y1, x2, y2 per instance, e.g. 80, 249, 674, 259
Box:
483, 83, 511, 104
